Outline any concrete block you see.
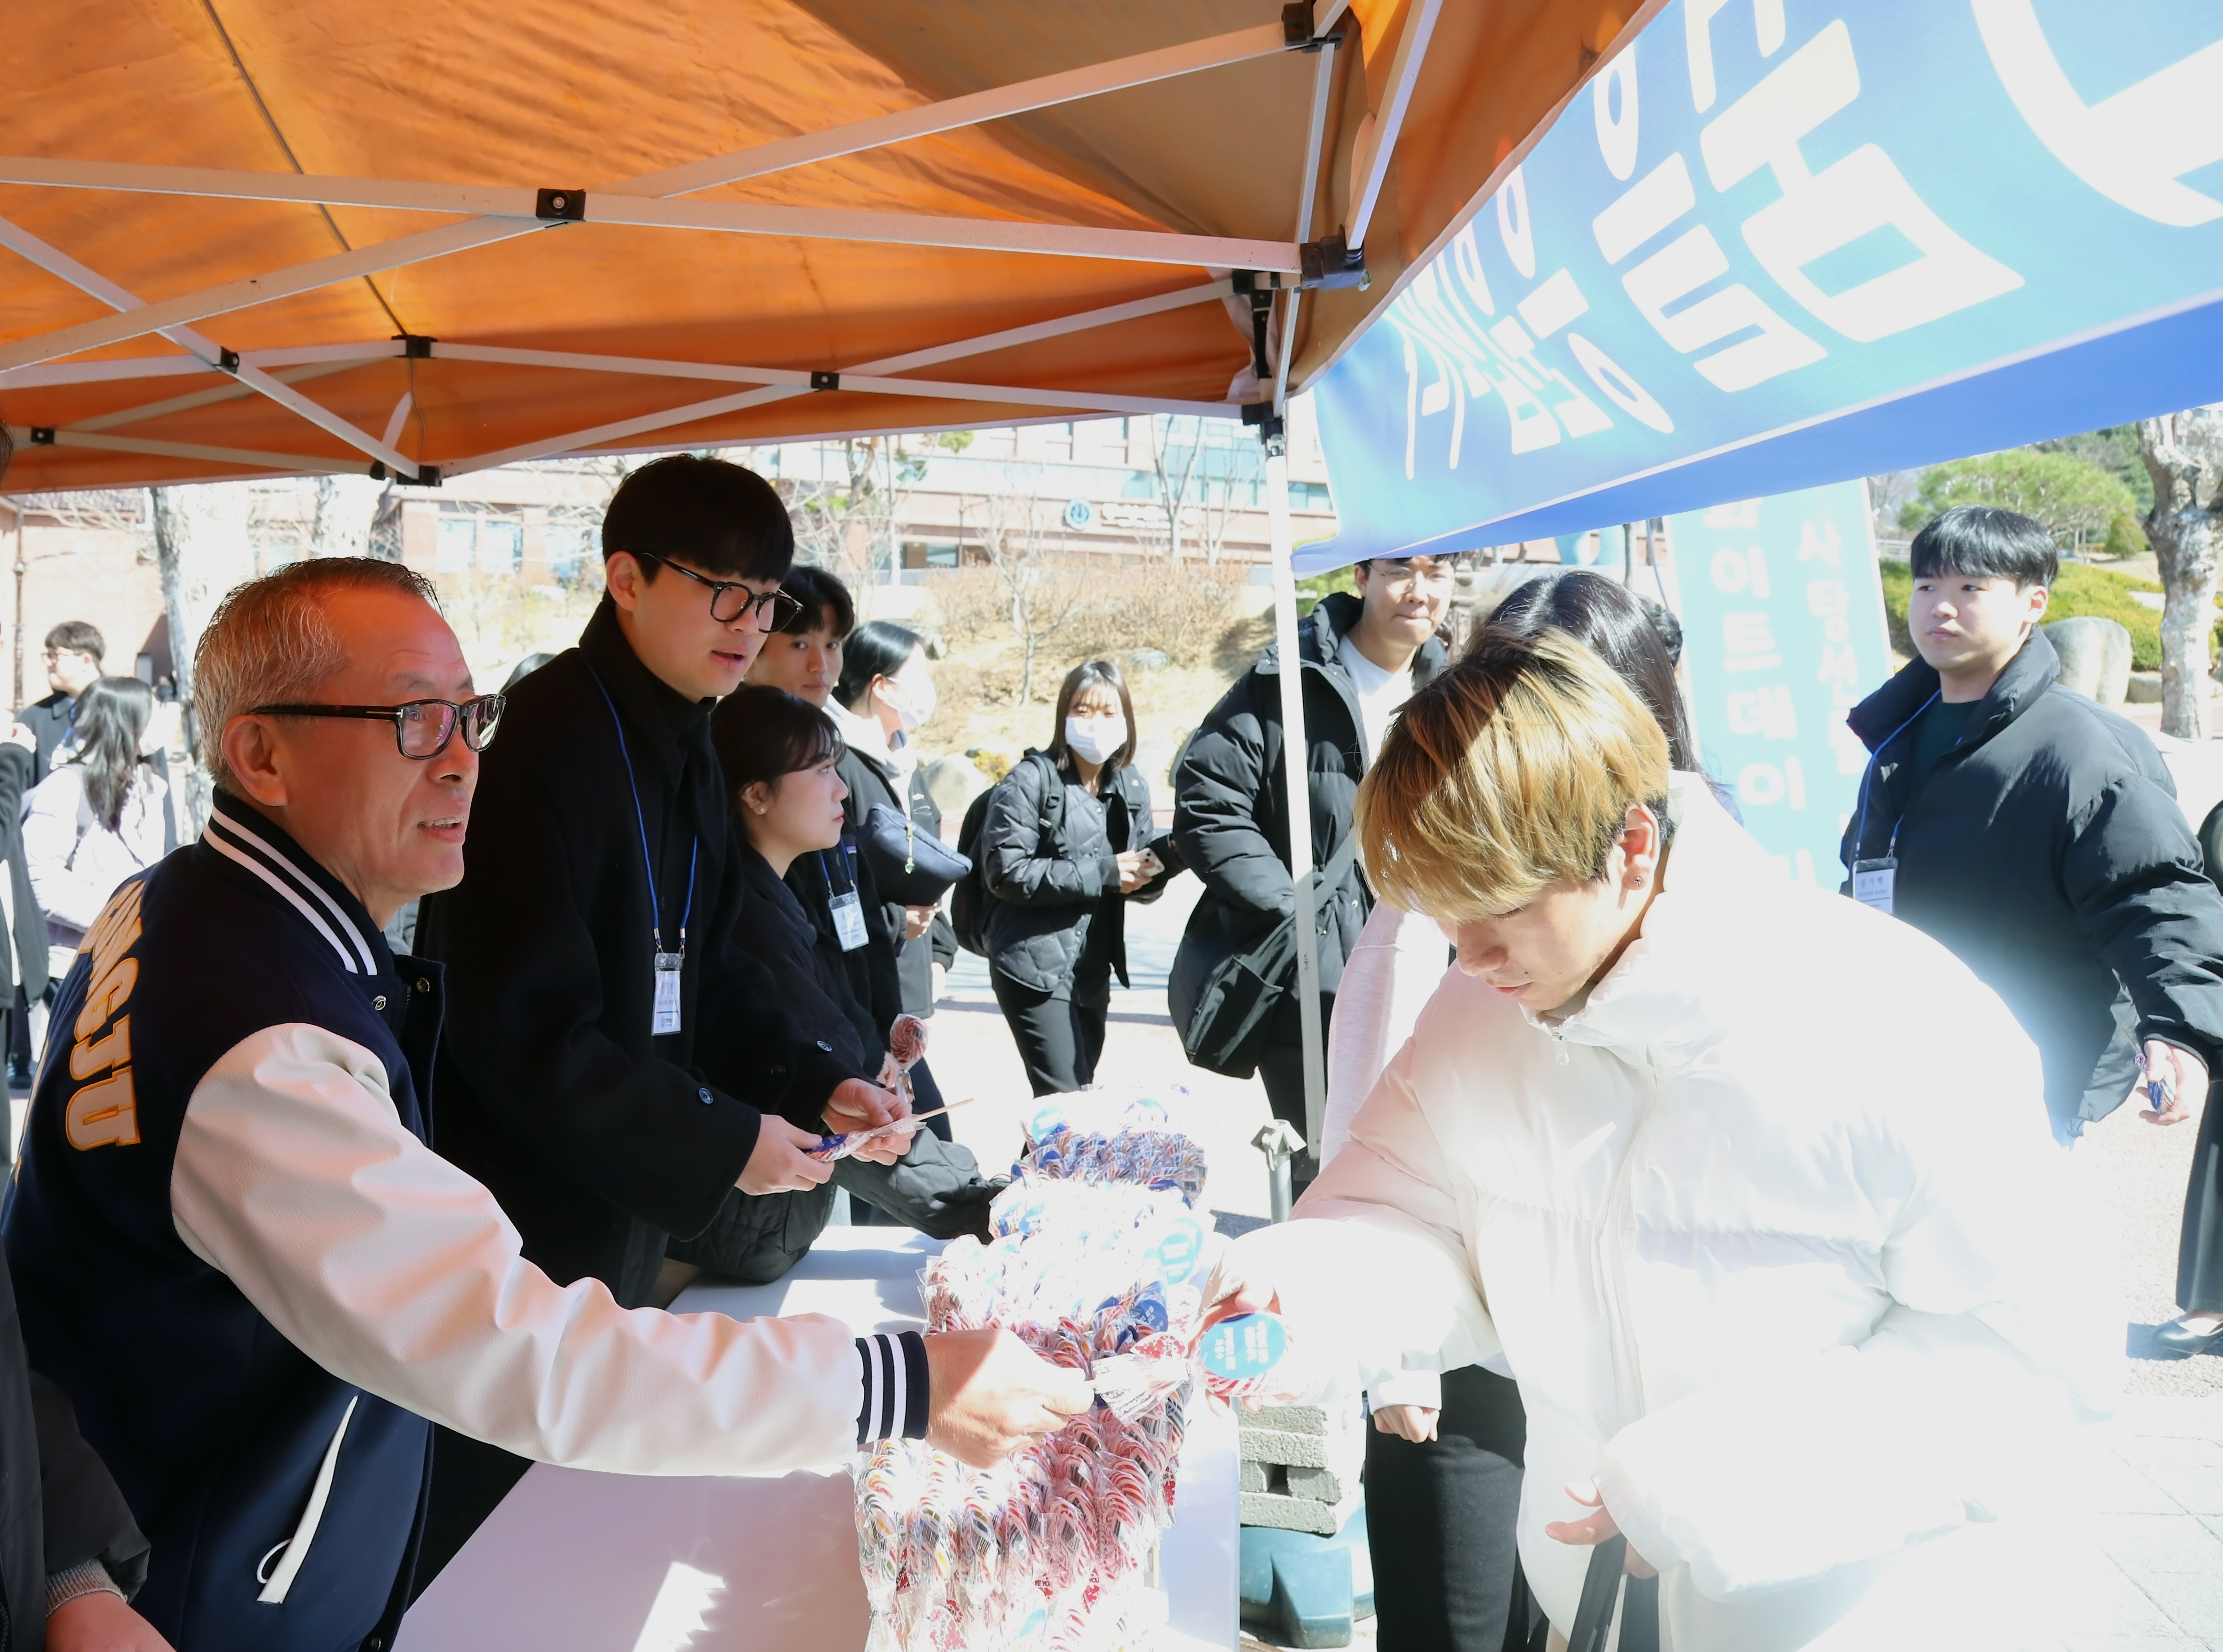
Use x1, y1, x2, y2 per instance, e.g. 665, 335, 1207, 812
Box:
1241, 1458, 1269, 1494
1249, 1403, 1357, 1435
1238, 1426, 1365, 1471
1287, 1465, 1354, 1504
1241, 1490, 1359, 1536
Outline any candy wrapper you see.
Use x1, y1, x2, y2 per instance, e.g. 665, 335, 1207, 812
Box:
858, 1118, 1216, 1651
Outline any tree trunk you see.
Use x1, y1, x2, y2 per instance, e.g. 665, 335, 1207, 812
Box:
308, 475, 385, 559
151, 484, 256, 831
2139, 409, 2223, 740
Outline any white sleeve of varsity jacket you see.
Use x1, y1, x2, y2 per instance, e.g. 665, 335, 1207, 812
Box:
172, 1023, 888, 1475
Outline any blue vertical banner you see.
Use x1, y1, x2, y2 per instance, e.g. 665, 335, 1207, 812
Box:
1670, 480, 1889, 884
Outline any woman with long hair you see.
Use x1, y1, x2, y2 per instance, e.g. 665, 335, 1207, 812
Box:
685, 686, 995, 1274
1327, 570, 1711, 1652
23, 674, 167, 982
977, 659, 1172, 1095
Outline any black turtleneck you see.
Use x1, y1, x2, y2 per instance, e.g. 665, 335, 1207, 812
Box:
417, 598, 852, 1307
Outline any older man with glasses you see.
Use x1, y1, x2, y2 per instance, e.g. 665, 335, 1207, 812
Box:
2, 553, 1090, 1652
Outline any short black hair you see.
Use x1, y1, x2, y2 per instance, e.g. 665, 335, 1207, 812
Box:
710, 684, 843, 801
45, 620, 105, 660
835, 620, 921, 709
600, 454, 794, 583
778, 564, 856, 640
1045, 659, 1138, 775
1910, 505, 2058, 591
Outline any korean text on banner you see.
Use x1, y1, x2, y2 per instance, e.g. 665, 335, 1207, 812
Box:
1671, 481, 1889, 885
1303, 1, 2223, 572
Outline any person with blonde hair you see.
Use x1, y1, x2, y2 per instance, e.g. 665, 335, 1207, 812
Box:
1212, 626, 2118, 1650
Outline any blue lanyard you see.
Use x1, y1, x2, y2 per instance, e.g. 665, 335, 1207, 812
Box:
1852, 690, 1939, 860
587, 668, 698, 955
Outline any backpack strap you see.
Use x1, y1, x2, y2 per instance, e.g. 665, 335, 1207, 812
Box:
1027, 750, 1066, 854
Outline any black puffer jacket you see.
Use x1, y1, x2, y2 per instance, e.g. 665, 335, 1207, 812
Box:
979, 756, 1158, 994
1171, 591, 1448, 999
1842, 628, 2223, 1134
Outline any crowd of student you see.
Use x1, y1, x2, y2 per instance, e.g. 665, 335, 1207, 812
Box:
0, 409, 2213, 1652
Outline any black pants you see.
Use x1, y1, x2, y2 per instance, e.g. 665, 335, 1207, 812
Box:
2178, 1078, 2223, 1315
1256, 990, 1336, 1189
1365, 1365, 1544, 1652
993, 966, 1111, 1096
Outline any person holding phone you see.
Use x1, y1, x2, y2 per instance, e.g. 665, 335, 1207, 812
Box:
978, 660, 1173, 1095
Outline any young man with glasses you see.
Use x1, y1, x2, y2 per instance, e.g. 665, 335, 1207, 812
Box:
1172, 554, 1457, 1188
411, 455, 920, 1579
5, 553, 1087, 1652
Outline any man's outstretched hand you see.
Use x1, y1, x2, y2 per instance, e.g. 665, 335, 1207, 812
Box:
47, 1591, 177, 1652
923, 1328, 1091, 1466
1545, 1479, 1657, 1578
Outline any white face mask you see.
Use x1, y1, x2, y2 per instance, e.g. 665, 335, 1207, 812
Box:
880, 671, 936, 732
1064, 714, 1127, 765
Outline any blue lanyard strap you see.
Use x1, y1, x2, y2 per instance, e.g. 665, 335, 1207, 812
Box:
1852, 689, 1939, 860
586, 667, 699, 953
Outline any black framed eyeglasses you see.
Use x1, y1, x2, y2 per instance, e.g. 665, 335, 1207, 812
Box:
251, 695, 506, 759
629, 552, 804, 630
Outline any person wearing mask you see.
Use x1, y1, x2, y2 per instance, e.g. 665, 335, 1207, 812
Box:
685, 684, 998, 1280
829, 622, 956, 1030
1210, 628, 2118, 1651
1324, 570, 1710, 1652
4, 555, 1088, 1652
979, 661, 1167, 1096
411, 456, 919, 1578
1172, 555, 1456, 1188
23, 677, 168, 991
23, 623, 104, 778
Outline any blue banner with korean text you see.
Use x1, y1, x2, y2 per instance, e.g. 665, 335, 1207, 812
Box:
1300, 1, 2223, 574
1670, 480, 1890, 885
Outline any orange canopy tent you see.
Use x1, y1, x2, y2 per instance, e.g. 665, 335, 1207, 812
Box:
0, 0, 1650, 492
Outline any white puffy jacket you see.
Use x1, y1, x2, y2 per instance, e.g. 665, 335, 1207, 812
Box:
1233, 785, 2121, 1650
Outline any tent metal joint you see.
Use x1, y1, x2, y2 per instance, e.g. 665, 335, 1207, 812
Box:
393, 334, 437, 359
1281, 2, 1328, 50
27, 427, 54, 446
809, 370, 840, 391
216, 347, 241, 374
1299, 231, 1366, 291
390, 463, 440, 487
534, 189, 585, 222
1241, 401, 1285, 445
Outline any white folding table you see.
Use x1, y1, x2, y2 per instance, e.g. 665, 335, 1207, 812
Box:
397, 1229, 1238, 1651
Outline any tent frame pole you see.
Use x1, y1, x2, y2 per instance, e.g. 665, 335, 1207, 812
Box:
1348, 0, 1444, 250
1264, 434, 1326, 1157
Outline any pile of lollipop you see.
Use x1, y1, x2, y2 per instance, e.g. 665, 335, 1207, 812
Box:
856, 1131, 1213, 1652
1016, 1121, 1208, 1207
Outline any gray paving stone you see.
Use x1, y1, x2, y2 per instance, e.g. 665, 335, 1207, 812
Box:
2096, 1513, 2223, 1574
2135, 1571, 2223, 1638
2080, 1450, 2190, 1515
2138, 1462, 2223, 1517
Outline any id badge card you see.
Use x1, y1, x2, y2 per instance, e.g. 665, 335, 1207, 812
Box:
652, 951, 684, 1035
1851, 857, 1897, 915
829, 889, 869, 952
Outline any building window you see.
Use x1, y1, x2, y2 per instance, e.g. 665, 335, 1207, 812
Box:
479, 520, 522, 574
545, 523, 597, 583
436, 517, 475, 573
1288, 481, 1333, 512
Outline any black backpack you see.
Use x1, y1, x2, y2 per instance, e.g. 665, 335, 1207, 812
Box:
950, 751, 1067, 957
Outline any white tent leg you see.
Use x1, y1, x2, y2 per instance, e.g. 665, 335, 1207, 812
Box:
1266, 443, 1326, 1155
